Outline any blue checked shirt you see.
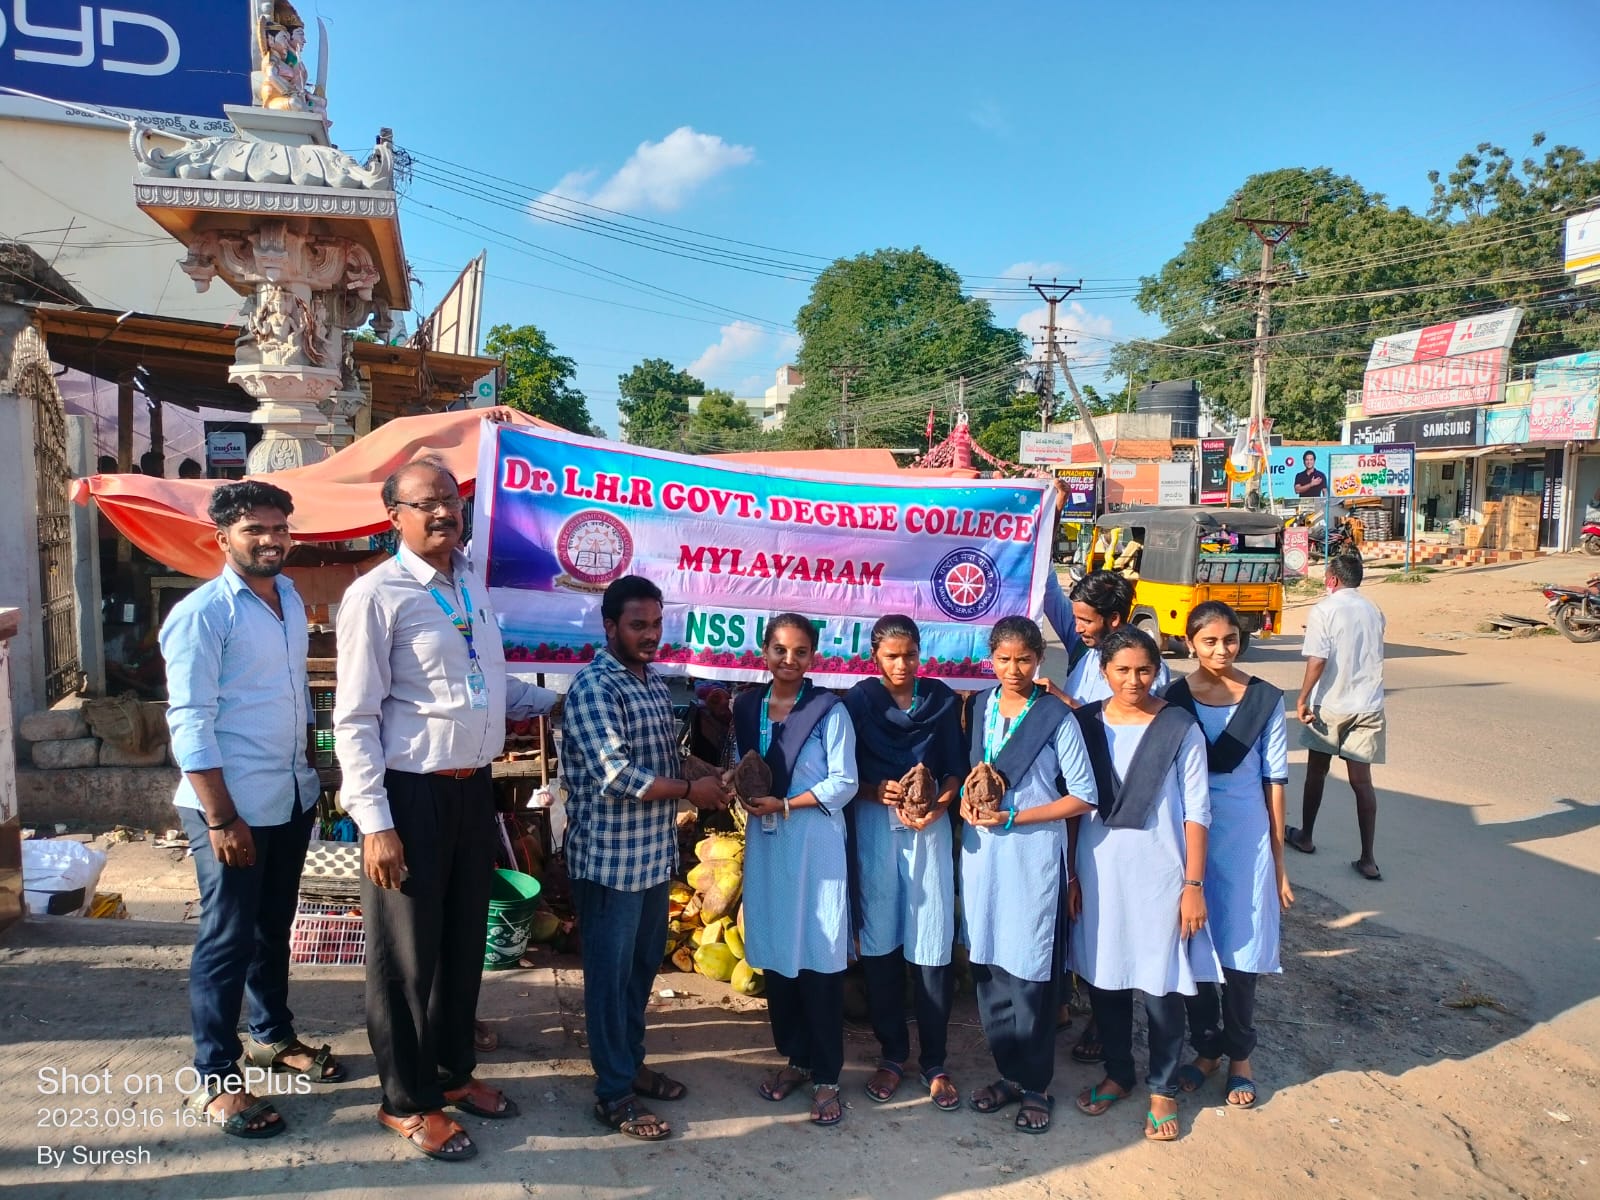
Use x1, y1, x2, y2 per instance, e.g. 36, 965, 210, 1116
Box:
562, 648, 682, 891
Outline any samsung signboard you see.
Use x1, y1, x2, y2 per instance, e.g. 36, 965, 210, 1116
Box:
1349, 408, 1482, 451
0, 1, 250, 134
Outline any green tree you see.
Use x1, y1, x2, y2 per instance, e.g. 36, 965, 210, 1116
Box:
1111, 140, 1600, 439
684, 388, 771, 453
483, 323, 592, 433
784, 248, 1027, 449
617, 358, 704, 447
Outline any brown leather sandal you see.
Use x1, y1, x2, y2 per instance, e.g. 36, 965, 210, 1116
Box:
378, 1109, 476, 1161
443, 1078, 519, 1119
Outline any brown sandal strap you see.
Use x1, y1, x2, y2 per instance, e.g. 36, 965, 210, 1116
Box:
380, 1109, 472, 1156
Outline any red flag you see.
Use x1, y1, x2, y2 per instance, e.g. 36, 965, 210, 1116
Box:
925, 406, 936, 446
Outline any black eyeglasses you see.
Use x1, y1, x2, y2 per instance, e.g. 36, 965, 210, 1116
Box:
391, 497, 464, 514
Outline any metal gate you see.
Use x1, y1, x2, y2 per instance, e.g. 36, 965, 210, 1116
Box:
29, 364, 81, 704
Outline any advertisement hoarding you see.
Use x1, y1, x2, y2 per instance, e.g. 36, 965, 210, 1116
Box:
1361, 308, 1522, 416
1329, 444, 1415, 499
0, 1, 252, 135
1018, 430, 1073, 466
1349, 408, 1482, 450
1528, 352, 1600, 441
1054, 466, 1099, 518
1199, 439, 1228, 504
1564, 209, 1600, 274
1231, 443, 1345, 501
1106, 462, 1190, 509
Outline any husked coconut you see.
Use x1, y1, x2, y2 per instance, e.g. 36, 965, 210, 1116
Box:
730, 750, 774, 801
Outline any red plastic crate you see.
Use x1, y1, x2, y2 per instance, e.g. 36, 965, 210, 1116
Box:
289, 900, 366, 965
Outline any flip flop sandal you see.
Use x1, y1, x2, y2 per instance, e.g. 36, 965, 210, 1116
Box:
1351, 860, 1383, 881
633, 1068, 688, 1102
810, 1083, 844, 1127
759, 1065, 810, 1102
921, 1069, 961, 1112
244, 1036, 348, 1083
1176, 1063, 1218, 1093
1226, 1075, 1258, 1108
1015, 1092, 1055, 1134
594, 1098, 670, 1141
1075, 1083, 1127, 1116
864, 1060, 904, 1103
1285, 827, 1316, 855
378, 1108, 476, 1161
443, 1078, 520, 1119
1144, 1109, 1181, 1142
186, 1085, 286, 1140
969, 1079, 1024, 1114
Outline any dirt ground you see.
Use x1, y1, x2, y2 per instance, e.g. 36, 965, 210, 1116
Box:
4, 553, 1599, 1199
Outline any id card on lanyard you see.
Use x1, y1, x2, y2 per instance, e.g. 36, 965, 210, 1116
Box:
428, 577, 490, 709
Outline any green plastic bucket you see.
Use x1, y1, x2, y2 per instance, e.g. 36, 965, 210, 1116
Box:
484, 868, 542, 970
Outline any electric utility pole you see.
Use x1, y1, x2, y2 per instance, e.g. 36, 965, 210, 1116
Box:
1233, 199, 1311, 442
830, 363, 863, 449
1031, 277, 1110, 470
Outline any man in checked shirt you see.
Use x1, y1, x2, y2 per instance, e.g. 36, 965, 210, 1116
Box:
563, 574, 730, 1140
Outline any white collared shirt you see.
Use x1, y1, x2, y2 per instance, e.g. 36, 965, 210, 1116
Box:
1302, 586, 1386, 714
333, 544, 554, 833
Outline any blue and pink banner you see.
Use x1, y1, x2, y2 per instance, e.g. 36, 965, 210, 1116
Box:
475, 423, 1055, 689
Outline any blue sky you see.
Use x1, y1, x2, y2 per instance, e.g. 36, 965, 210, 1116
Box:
316, 0, 1600, 434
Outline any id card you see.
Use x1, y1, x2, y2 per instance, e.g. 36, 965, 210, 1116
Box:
466, 666, 490, 710
761, 813, 778, 834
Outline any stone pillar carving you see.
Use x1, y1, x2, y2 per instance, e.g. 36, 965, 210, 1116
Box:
180, 220, 379, 472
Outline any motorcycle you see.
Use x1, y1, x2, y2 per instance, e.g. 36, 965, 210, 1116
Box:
1582, 520, 1600, 556
1541, 577, 1600, 643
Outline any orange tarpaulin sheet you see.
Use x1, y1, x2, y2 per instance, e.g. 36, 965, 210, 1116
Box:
74, 408, 552, 586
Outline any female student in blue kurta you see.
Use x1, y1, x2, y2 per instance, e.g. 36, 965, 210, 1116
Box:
733, 612, 858, 1128
961, 616, 1098, 1136
844, 615, 966, 1111
1070, 625, 1220, 1143
1164, 601, 1294, 1110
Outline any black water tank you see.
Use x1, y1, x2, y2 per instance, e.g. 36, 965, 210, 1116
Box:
1135, 380, 1200, 438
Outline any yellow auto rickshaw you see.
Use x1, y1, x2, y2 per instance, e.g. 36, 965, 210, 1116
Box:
1082, 507, 1285, 656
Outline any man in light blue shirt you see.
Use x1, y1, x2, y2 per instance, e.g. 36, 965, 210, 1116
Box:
161, 481, 344, 1140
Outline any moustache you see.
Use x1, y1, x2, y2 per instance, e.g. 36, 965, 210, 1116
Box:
426, 519, 459, 533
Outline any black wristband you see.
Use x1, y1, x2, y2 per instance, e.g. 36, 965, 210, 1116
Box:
681, 778, 692, 800
207, 813, 240, 831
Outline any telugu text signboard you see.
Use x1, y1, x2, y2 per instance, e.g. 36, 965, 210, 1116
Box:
1329, 444, 1415, 499
0, 1, 251, 135
476, 424, 1054, 689
1018, 430, 1073, 465
1361, 309, 1522, 416
1528, 351, 1600, 441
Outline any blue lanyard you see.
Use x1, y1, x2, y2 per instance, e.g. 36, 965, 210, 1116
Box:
983, 686, 1039, 763
426, 579, 478, 662
759, 682, 806, 755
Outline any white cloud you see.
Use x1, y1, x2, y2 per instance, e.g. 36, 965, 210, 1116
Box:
1016, 301, 1115, 364
998, 261, 1068, 283
687, 322, 801, 390
551, 127, 755, 213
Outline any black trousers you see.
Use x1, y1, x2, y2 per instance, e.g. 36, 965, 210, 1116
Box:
860, 950, 953, 1073
1184, 968, 1260, 1062
362, 768, 495, 1116
973, 962, 1060, 1093
1089, 985, 1186, 1098
764, 968, 844, 1086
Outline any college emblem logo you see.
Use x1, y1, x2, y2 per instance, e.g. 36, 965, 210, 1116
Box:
555, 510, 634, 591
930, 548, 1000, 621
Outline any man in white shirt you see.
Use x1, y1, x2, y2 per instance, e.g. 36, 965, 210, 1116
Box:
335, 458, 554, 1162
1286, 553, 1386, 881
